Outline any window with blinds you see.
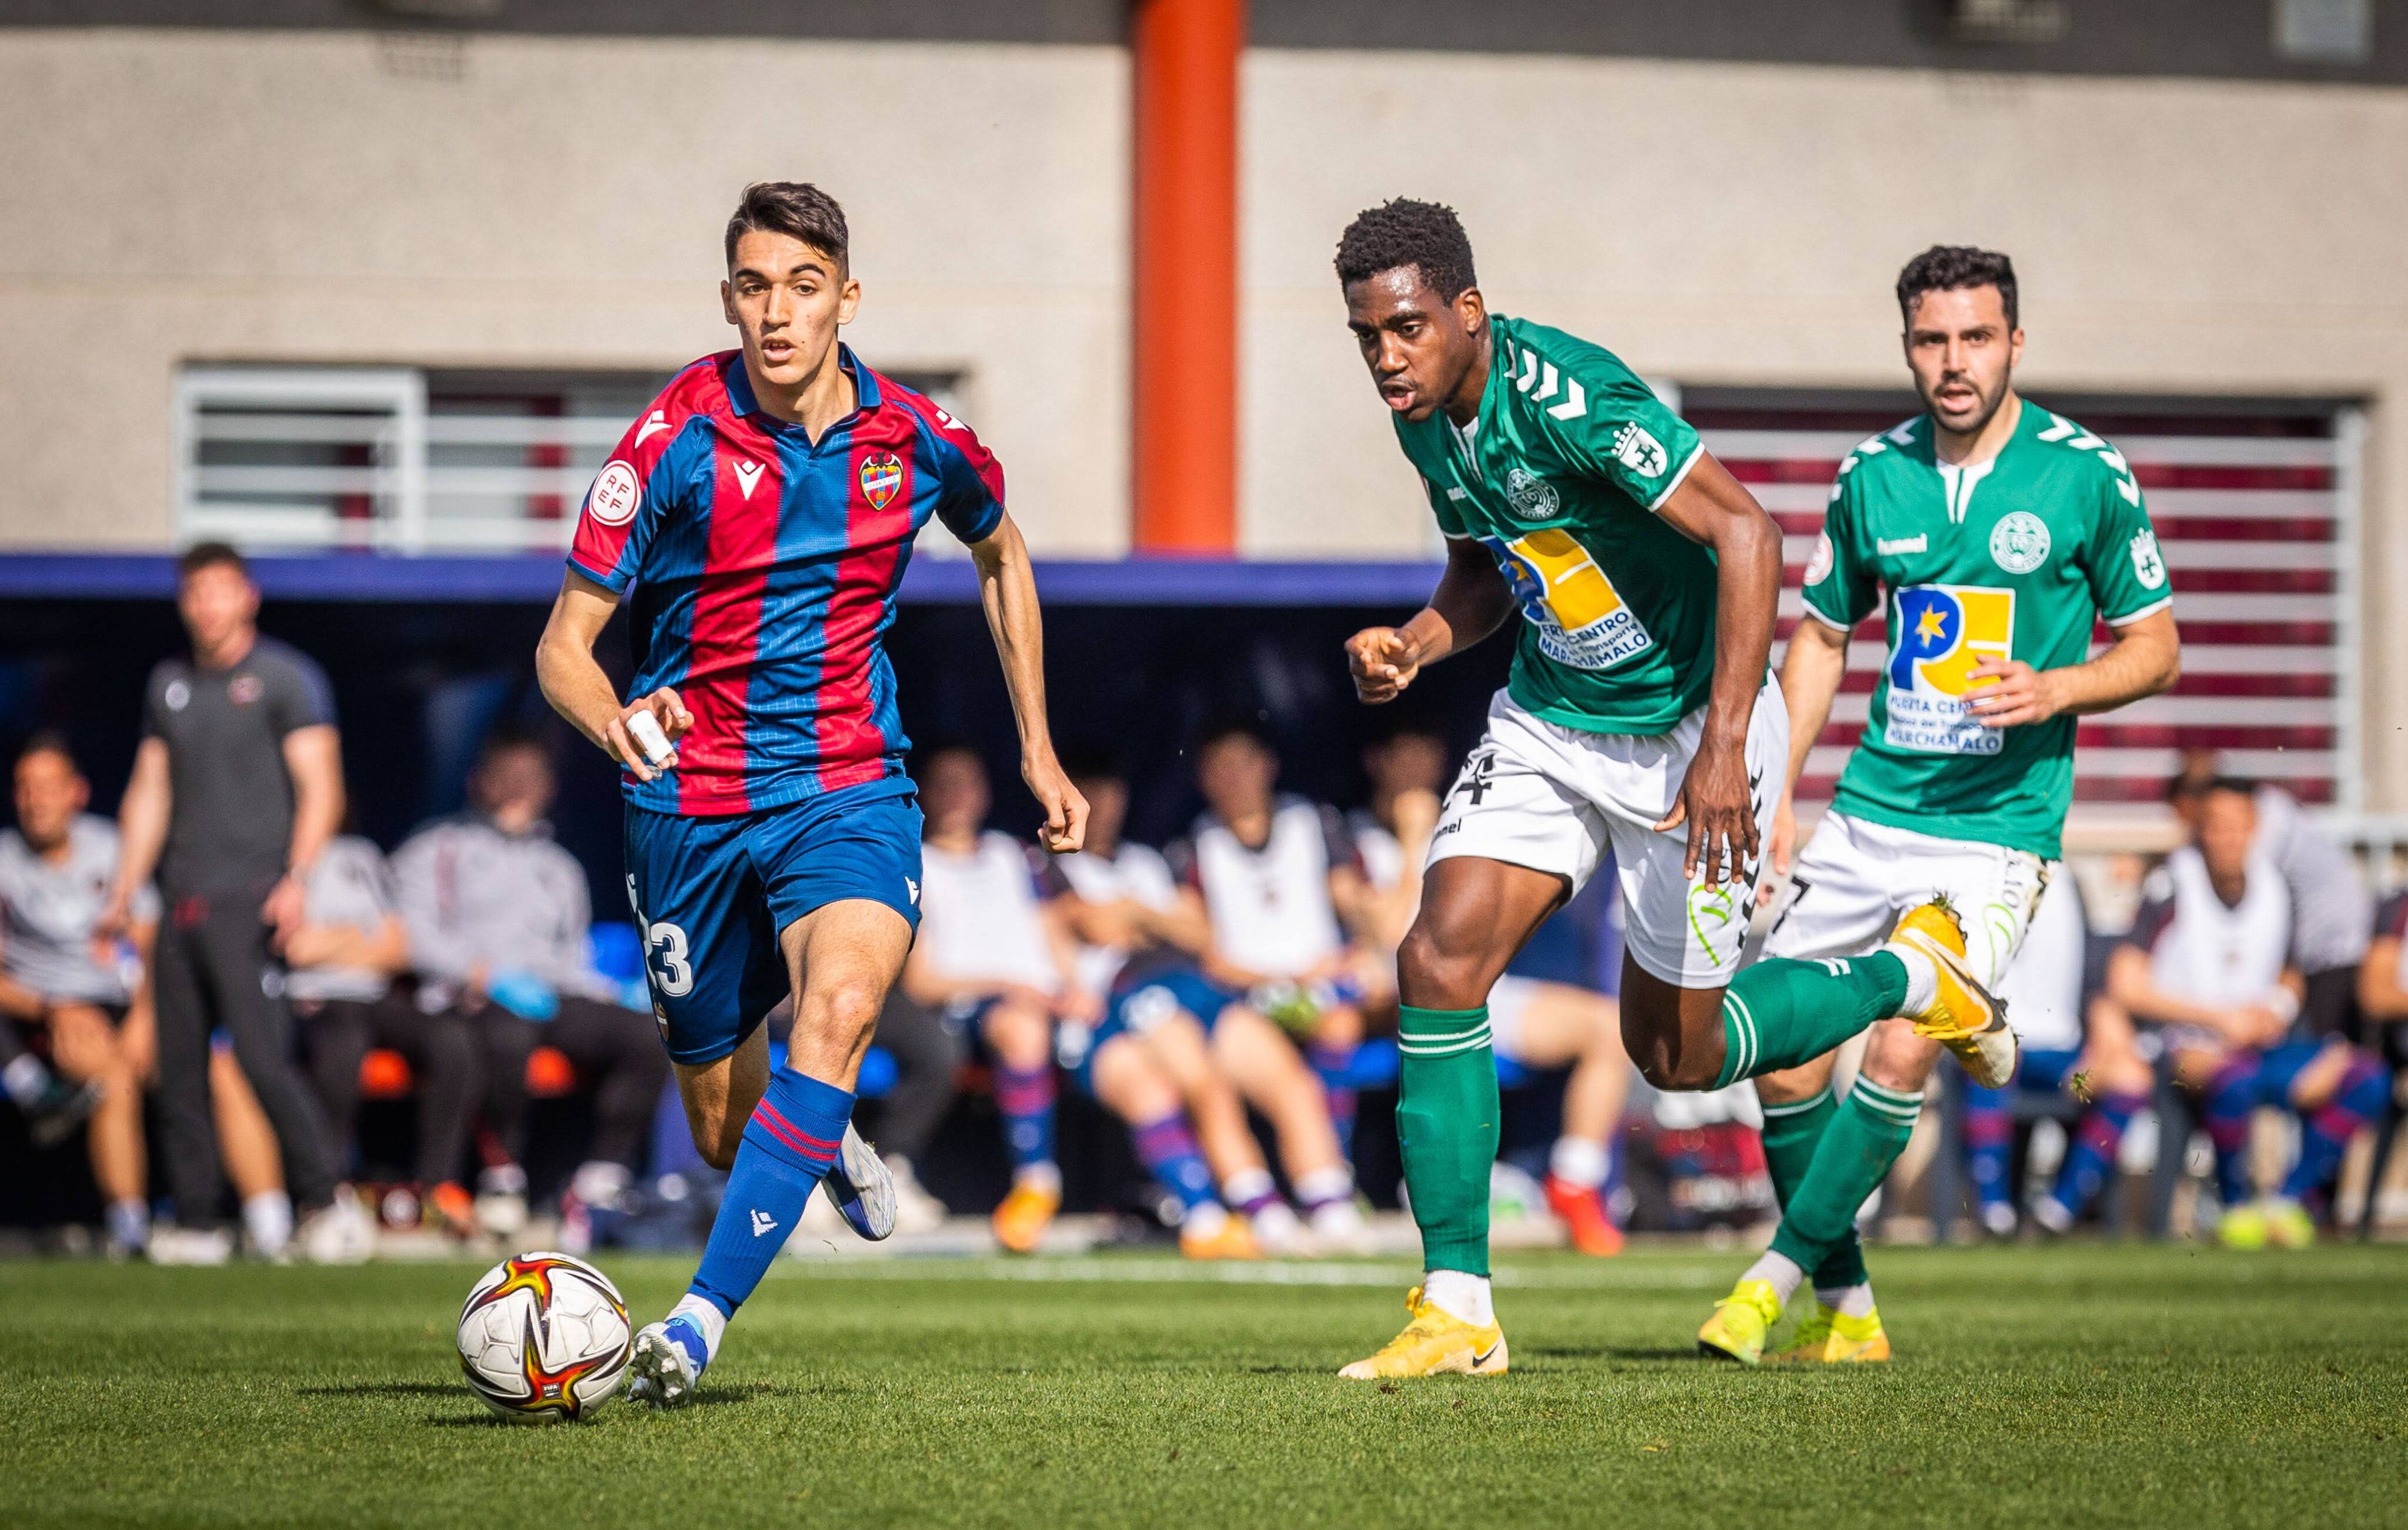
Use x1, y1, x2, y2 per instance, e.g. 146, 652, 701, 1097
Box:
1689, 390, 2362, 811
175, 363, 968, 554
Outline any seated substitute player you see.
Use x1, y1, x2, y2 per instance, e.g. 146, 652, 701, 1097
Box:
1698, 245, 2181, 1365
1333, 203, 2021, 1378
1160, 724, 1370, 1227
394, 729, 670, 1248
1962, 874, 2152, 1239
286, 826, 482, 1238
1056, 745, 1357, 1253
1352, 727, 1633, 1257
902, 744, 1099, 1251
2110, 780, 2387, 1250
0, 735, 158, 1256
535, 182, 1083, 1407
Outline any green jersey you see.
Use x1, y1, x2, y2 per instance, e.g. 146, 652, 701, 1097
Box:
1393, 315, 1717, 735
1803, 401, 2173, 861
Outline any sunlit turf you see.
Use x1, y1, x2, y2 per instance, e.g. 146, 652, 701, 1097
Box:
5, 1243, 2404, 1528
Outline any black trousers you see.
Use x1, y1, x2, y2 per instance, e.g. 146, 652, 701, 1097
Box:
152, 885, 338, 1223
476, 996, 668, 1171
870, 991, 962, 1164
303, 995, 482, 1188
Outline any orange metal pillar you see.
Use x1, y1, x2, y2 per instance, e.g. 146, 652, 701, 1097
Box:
1130, 0, 1242, 554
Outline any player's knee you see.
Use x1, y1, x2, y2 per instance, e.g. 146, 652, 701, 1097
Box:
1397, 923, 1494, 1010
1632, 1050, 1717, 1092
801, 975, 886, 1044
1861, 1019, 1940, 1093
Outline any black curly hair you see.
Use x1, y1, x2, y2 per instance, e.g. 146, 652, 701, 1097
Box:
1897, 245, 2018, 330
1334, 198, 1478, 300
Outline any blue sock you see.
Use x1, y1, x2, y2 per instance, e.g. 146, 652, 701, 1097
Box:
1130, 1112, 1217, 1216
688, 1069, 854, 1321
2202, 1056, 2264, 1207
1309, 1042, 1360, 1157
1961, 1082, 2015, 1217
2052, 1090, 2142, 1220
992, 1062, 1058, 1176
2282, 1053, 2388, 1204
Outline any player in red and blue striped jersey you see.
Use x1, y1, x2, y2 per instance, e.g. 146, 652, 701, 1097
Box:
537, 182, 1086, 1408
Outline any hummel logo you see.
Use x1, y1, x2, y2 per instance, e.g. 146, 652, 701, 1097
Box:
634, 410, 671, 447
749, 1209, 778, 1237
733, 461, 765, 498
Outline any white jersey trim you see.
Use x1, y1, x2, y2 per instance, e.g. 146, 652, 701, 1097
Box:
2105, 594, 2174, 627
1645, 440, 1707, 513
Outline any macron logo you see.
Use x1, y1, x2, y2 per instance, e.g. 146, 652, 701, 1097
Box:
634, 410, 671, 448
750, 1209, 778, 1238
733, 461, 765, 499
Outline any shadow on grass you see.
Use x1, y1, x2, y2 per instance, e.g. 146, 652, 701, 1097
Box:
297, 1381, 459, 1398
1524, 1345, 1704, 1362
419, 1382, 780, 1427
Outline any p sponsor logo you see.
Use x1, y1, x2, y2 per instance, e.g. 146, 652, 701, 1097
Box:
587, 461, 642, 527
1883, 583, 2015, 756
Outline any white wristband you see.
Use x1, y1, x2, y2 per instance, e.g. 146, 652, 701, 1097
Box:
626, 709, 674, 767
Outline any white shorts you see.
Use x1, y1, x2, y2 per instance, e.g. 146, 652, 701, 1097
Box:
1759, 811, 2052, 989
1427, 679, 1788, 989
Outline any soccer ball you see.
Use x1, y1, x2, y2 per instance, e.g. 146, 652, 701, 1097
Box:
455, 1251, 633, 1424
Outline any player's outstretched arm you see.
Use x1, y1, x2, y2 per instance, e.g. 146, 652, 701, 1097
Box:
1758, 614, 1851, 900
1969, 608, 2179, 729
1346, 537, 1512, 704
966, 513, 1086, 854
1652, 453, 1784, 883
534, 570, 693, 785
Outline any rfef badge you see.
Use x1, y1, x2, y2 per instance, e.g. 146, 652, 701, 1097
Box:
1884, 584, 2014, 755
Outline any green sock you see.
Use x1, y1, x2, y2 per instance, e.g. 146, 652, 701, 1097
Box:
1758, 1089, 1866, 1290
1396, 1004, 1499, 1279
1715, 953, 1909, 1089
1768, 1078, 1922, 1277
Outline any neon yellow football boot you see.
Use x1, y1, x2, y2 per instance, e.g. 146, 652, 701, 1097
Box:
1767, 1300, 1891, 1364
1889, 898, 2018, 1089
2265, 1198, 2316, 1251
1338, 1287, 1508, 1380
2217, 1203, 2270, 1251
1696, 1277, 1784, 1365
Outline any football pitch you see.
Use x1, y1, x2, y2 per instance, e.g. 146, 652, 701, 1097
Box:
8, 1244, 2405, 1529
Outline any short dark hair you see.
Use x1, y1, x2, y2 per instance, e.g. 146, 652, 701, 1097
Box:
1193, 714, 1273, 757
178, 541, 249, 582
15, 731, 77, 772
476, 721, 554, 769
1335, 198, 1478, 301
1897, 245, 2018, 330
725, 182, 849, 270
1056, 739, 1128, 785
2206, 775, 2260, 801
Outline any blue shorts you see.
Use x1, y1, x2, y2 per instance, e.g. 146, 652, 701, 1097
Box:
623, 779, 922, 1066
2018, 1047, 2083, 1096
1066, 963, 1238, 1093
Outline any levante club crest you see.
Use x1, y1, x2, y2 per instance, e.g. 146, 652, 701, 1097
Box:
861, 452, 904, 510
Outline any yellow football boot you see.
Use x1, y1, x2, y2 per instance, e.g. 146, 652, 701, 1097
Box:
2216, 1203, 2270, 1251
1696, 1277, 1784, 1365
1767, 1300, 1891, 1364
1889, 898, 2018, 1089
1178, 1214, 1262, 1261
1338, 1287, 1509, 1380
2265, 1198, 2316, 1251
991, 1180, 1060, 1254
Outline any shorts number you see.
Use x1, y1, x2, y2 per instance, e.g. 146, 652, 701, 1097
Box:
1767, 876, 1812, 939
644, 921, 694, 997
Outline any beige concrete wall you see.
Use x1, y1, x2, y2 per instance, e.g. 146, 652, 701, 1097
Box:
0, 29, 1131, 554
1240, 49, 2408, 804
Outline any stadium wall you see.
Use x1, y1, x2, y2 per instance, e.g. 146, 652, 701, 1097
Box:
3, 28, 2404, 801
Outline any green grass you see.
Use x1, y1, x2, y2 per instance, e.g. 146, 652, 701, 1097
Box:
5, 1243, 2406, 1528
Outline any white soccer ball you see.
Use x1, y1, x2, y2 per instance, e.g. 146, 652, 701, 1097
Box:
455, 1251, 632, 1424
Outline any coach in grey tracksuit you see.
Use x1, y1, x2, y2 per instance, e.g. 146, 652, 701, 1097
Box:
104, 543, 345, 1231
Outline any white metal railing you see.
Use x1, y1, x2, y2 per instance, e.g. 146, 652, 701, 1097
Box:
176, 363, 962, 554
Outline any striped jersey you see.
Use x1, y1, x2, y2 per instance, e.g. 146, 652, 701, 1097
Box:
569, 347, 1006, 816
